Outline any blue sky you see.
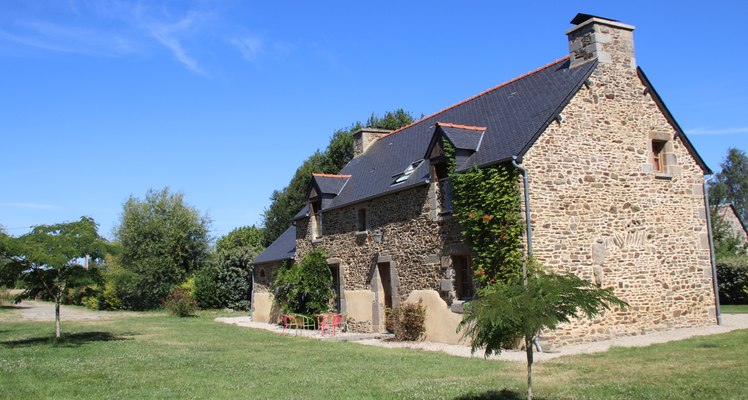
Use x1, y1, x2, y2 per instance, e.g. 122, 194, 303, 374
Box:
1, 1, 746, 240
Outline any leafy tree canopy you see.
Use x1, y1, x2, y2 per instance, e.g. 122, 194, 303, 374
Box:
114, 187, 211, 310
262, 108, 415, 245
0, 217, 108, 337
709, 147, 748, 223
209, 225, 265, 310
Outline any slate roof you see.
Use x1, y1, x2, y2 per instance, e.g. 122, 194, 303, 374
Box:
326, 57, 597, 211
252, 225, 296, 264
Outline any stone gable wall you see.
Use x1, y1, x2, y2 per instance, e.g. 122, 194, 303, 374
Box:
522, 63, 716, 346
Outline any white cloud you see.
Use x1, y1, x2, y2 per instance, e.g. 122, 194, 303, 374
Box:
687, 127, 748, 136
230, 35, 264, 61
0, 202, 58, 211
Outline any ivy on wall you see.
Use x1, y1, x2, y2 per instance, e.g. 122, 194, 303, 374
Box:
447, 141, 524, 285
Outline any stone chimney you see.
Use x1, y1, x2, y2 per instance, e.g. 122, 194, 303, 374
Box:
352, 128, 392, 157
567, 13, 636, 69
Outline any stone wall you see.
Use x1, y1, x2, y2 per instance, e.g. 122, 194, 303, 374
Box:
295, 184, 466, 335
522, 62, 717, 346
251, 261, 283, 323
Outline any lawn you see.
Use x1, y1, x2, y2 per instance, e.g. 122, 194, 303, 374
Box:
0, 305, 746, 400
721, 304, 748, 314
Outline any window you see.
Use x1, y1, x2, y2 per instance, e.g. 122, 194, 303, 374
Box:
392, 160, 423, 185
431, 162, 452, 211
357, 208, 367, 232
452, 255, 474, 299
311, 200, 322, 239
652, 140, 666, 173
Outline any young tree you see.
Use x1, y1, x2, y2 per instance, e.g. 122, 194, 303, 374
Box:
459, 265, 627, 400
114, 188, 211, 310
709, 147, 748, 222
0, 217, 108, 338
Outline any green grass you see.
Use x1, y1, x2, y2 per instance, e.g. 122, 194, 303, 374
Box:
721, 304, 748, 314
0, 305, 746, 400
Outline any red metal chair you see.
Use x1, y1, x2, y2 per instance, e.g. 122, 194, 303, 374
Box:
319, 313, 343, 337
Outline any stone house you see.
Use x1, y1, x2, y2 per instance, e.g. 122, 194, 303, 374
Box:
716, 204, 748, 245
251, 14, 720, 346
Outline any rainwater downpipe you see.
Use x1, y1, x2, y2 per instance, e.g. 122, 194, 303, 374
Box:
703, 175, 722, 325
512, 156, 533, 284
512, 156, 542, 352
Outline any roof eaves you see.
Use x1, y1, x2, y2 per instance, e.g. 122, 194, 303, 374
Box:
515, 59, 598, 161
323, 180, 430, 213
636, 67, 712, 174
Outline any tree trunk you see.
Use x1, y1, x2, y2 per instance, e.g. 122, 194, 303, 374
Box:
55, 298, 61, 339
525, 335, 534, 400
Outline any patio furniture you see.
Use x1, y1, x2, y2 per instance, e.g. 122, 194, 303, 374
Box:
281, 314, 300, 336
318, 313, 343, 337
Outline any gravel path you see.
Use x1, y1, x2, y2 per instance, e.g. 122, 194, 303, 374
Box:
217, 314, 748, 362
4, 300, 130, 321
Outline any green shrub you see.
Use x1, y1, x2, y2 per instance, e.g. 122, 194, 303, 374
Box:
164, 288, 197, 317
270, 248, 333, 315
102, 280, 123, 310
386, 302, 427, 341
194, 268, 224, 309
104, 266, 148, 310
81, 295, 100, 310
0, 286, 10, 305
717, 256, 748, 304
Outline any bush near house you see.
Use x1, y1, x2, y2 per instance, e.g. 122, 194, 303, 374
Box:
164, 288, 198, 317
386, 302, 427, 341
270, 248, 333, 315
717, 256, 748, 304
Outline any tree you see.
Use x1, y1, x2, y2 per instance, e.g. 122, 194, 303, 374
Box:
209, 225, 265, 310
262, 109, 415, 245
459, 264, 627, 400
0, 217, 108, 338
114, 188, 211, 310
709, 148, 748, 223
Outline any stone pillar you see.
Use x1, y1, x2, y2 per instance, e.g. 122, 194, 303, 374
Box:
352, 128, 392, 157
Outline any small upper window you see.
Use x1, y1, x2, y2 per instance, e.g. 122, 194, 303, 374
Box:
357, 208, 367, 232
452, 255, 474, 299
311, 200, 322, 239
652, 140, 666, 173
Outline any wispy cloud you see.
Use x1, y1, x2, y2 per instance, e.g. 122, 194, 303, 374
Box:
687, 127, 748, 136
0, 2, 214, 74
0, 20, 137, 56
230, 34, 264, 62
0, 202, 58, 211
144, 10, 206, 75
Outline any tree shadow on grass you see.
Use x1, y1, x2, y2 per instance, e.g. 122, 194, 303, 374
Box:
455, 389, 525, 400
0, 305, 30, 310
1, 331, 132, 348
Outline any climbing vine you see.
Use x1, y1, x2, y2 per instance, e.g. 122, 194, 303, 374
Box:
447, 145, 524, 285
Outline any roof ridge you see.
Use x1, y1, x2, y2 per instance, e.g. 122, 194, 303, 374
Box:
377, 56, 571, 141
312, 173, 352, 178
436, 122, 486, 131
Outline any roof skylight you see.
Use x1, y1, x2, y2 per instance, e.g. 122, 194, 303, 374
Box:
392, 160, 423, 185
